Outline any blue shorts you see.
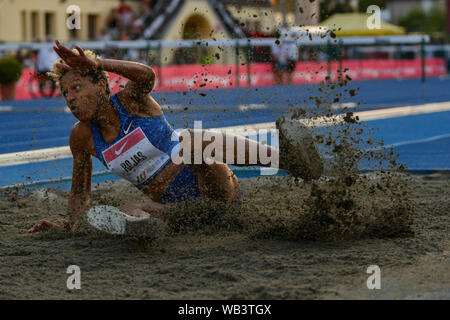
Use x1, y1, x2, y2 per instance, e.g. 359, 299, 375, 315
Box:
160, 166, 201, 204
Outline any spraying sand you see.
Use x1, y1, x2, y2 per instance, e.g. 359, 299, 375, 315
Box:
1, 172, 449, 299
2, 68, 448, 299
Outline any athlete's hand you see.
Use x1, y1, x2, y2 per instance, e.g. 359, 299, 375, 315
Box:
28, 220, 66, 233
53, 40, 98, 73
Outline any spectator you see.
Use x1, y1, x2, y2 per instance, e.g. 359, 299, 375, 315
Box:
245, 21, 264, 38
141, 0, 154, 11
119, 29, 131, 41
317, 51, 327, 62
271, 31, 288, 85
36, 35, 58, 96
15, 50, 35, 69
0, 40, 4, 59
124, 48, 147, 64
117, 0, 135, 32
105, 8, 120, 40
37, 35, 58, 75
129, 0, 153, 40
97, 28, 113, 42
286, 40, 298, 84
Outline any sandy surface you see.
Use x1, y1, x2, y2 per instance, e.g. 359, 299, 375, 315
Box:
0, 172, 449, 300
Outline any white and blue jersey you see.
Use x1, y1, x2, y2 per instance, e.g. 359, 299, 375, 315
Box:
90, 93, 201, 203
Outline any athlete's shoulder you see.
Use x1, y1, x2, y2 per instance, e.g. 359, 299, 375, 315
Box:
116, 89, 163, 117
69, 121, 92, 153
70, 121, 91, 138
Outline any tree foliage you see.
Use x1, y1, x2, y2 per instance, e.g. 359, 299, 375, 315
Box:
319, 0, 354, 21
398, 6, 446, 35
0, 58, 23, 84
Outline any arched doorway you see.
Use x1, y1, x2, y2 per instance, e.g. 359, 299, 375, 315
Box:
182, 14, 211, 39
174, 14, 212, 65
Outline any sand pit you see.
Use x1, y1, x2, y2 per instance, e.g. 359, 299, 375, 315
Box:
1, 69, 448, 300
1, 172, 449, 299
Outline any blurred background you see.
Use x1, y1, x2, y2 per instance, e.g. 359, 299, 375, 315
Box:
0, 0, 449, 189
0, 0, 449, 99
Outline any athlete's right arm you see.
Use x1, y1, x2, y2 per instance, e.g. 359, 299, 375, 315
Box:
65, 123, 93, 231
28, 124, 92, 233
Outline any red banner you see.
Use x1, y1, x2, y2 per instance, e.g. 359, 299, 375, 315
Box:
6, 58, 447, 101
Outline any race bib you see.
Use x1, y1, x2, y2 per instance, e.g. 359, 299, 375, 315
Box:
102, 127, 171, 186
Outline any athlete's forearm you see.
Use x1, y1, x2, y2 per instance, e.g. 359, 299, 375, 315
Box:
66, 193, 91, 231
96, 59, 155, 84
184, 130, 279, 168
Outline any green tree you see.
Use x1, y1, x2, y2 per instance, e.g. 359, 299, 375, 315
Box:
0, 58, 23, 84
320, 0, 354, 21
427, 6, 446, 34
398, 6, 446, 35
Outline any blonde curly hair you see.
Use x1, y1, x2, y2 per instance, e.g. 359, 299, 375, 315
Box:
48, 48, 110, 93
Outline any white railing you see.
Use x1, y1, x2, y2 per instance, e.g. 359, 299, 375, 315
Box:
0, 35, 431, 51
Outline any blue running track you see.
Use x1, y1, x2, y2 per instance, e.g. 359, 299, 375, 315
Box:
1, 78, 449, 189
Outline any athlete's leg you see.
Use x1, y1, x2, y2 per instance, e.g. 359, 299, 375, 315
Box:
180, 129, 270, 203
181, 129, 279, 169
119, 200, 172, 218
162, 122, 323, 204
179, 124, 322, 193
187, 163, 240, 203
194, 122, 323, 181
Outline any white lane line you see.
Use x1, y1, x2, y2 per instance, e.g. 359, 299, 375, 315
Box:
238, 104, 267, 112
1, 105, 74, 113
303, 101, 450, 126
160, 104, 185, 111
356, 101, 450, 121
209, 122, 276, 133
0, 146, 72, 167
160, 104, 268, 112
0, 106, 13, 112
383, 133, 450, 149
1, 102, 450, 167
331, 102, 357, 110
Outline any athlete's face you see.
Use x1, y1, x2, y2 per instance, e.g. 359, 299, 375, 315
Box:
60, 71, 108, 121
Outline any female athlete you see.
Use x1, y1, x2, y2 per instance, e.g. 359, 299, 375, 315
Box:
28, 40, 323, 235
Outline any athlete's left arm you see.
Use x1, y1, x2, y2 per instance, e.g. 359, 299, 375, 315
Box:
53, 40, 156, 100
97, 59, 156, 99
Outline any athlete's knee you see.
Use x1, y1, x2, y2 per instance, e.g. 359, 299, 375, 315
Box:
198, 164, 239, 201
